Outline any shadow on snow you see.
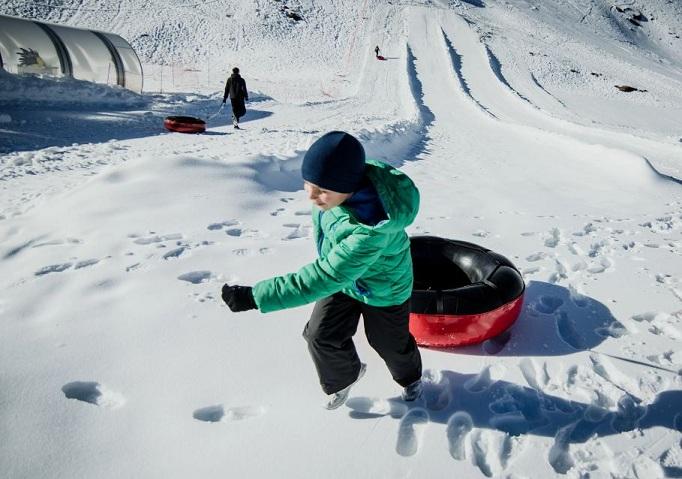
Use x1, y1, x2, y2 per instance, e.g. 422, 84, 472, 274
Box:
346, 280, 681, 472
440, 281, 627, 358
0, 93, 272, 153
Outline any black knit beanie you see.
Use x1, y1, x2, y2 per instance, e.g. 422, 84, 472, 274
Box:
301, 131, 366, 193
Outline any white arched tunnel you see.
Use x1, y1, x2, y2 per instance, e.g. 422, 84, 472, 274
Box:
0, 14, 143, 93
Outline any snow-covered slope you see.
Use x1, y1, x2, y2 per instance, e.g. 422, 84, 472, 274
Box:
2, 0, 373, 101
1, 1, 681, 479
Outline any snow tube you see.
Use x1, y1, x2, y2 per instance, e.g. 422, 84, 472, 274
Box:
409, 236, 525, 347
376, 55, 386, 61
163, 116, 206, 134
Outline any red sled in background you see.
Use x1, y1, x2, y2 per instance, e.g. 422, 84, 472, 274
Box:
163, 116, 206, 134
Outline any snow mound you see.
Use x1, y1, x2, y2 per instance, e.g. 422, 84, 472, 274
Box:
0, 70, 147, 109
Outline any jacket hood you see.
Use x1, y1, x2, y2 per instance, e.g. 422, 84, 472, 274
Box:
356, 159, 419, 233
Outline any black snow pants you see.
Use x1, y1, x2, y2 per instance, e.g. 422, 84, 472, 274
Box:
303, 292, 422, 395
230, 98, 246, 123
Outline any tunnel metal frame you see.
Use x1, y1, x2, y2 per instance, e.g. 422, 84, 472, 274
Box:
0, 14, 143, 93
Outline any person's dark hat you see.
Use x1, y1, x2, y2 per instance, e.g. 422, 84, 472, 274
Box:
232, 67, 240, 74
302, 131, 366, 193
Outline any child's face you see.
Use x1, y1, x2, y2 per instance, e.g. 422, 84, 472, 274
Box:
304, 181, 352, 211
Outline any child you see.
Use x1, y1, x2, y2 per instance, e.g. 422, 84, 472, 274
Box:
222, 131, 423, 409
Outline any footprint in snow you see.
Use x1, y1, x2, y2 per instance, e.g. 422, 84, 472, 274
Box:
177, 271, 213, 284
464, 364, 505, 393
35, 257, 98, 273
611, 394, 646, 432
163, 246, 187, 260
470, 429, 499, 477
422, 369, 451, 411
587, 257, 614, 274
395, 408, 429, 457
594, 320, 628, 339
346, 397, 407, 419
556, 311, 586, 349
193, 404, 266, 423
548, 423, 576, 474
581, 390, 613, 423
35, 263, 73, 276
283, 223, 311, 240
632, 312, 681, 340
526, 252, 549, 262
547, 258, 570, 284
226, 228, 264, 238
573, 223, 598, 237
207, 220, 240, 231
469, 429, 525, 476
660, 443, 682, 477
533, 295, 564, 314
587, 239, 611, 258
544, 228, 562, 248
231, 248, 274, 256
567, 242, 585, 256
62, 381, 125, 409
74, 258, 100, 269
571, 259, 588, 272
655, 273, 675, 286
521, 266, 541, 276
446, 411, 473, 460
492, 383, 549, 424
131, 233, 183, 245
622, 240, 640, 251
518, 358, 550, 391
588, 354, 643, 401
31, 238, 82, 248
645, 350, 680, 368
482, 330, 511, 355
191, 291, 216, 303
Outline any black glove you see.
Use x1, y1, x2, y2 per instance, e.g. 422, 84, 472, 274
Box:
221, 284, 257, 312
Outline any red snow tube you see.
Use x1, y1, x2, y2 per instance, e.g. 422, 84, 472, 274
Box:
163, 116, 206, 134
376, 55, 386, 61
409, 236, 525, 347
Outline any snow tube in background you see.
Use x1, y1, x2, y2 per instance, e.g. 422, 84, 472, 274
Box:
163, 116, 206, 134
409, 236, 525, 347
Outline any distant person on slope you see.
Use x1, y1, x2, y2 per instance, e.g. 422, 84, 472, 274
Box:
222, 67, 248, 129
221, 131, 423, 410
374, 45, 380, 58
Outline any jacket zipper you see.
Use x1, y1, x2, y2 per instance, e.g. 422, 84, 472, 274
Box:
316, 210, 324, 256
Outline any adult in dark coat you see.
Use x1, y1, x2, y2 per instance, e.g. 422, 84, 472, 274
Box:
222, 67, 248, 128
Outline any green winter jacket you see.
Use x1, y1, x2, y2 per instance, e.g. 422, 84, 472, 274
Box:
252, 159, 419, 313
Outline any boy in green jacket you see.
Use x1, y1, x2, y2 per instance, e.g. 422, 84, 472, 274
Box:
222, 131, 423, 409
